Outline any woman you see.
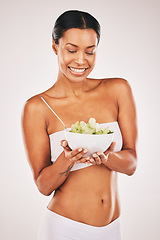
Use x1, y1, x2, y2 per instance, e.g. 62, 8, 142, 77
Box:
22, 10, 137, 240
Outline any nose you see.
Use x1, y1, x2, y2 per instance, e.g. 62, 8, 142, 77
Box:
75, 51, 86, 65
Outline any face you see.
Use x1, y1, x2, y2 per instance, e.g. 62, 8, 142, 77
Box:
52, 28, 98, 82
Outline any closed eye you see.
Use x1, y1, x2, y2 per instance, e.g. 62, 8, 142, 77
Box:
67, 50, 94, 55
86, 52, 94, 55
67, 50, 76, 53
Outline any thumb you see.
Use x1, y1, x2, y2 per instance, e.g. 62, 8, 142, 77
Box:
109, 141, 116, 151
61, 140, 72, 151
104, 142, 116, 154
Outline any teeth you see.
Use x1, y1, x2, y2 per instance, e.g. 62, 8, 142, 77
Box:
70, 67, 86, 73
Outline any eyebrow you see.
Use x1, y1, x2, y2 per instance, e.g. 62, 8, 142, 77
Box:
65, 43, 96, 49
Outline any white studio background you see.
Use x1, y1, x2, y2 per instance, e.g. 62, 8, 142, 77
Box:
0, 0, 160, 239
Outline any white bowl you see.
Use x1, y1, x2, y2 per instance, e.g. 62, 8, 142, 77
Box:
64, 128, 114, 157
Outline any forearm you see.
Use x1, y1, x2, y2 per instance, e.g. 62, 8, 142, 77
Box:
103, 149, 137, 176
35, 151, 74, 196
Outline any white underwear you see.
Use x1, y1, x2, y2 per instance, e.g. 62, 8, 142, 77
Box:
37, 208, 122, 240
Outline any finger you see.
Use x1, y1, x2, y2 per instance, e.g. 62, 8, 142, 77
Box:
77, 157, 96, 165
70, 149, 88, 162
104, 142, 116, 154
92, 153, 101, 165
89, 158, 96, 165
61, 140, 71, 151
61, 140, 67, 147
76, 156, 91, 164
109, 142, 116, 150
97, 152, 108, 163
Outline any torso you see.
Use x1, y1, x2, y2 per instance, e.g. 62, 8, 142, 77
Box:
40, 78, 122, 226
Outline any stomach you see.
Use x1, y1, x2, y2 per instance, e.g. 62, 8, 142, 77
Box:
47, 164, 121, 227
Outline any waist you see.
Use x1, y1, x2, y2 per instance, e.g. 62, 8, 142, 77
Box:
48, 165, 120, 226
45, 207, 121, 234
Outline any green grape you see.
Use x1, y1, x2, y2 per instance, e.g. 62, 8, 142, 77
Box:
70, 118, 114, 135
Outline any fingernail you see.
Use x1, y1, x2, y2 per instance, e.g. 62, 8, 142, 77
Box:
84, 149, 88, 153
78, 148, 83, 152
93, 154, 97, 157
97, 152, 102, 155
86, 162, 90, 165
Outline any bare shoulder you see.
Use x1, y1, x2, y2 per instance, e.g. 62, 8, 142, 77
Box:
22, 93, 45, 118
88, 77, 130, 88
86, 77, 133, 100
103, 77, 130, 88
22, 93, 48, 140
102, 77, 133, 96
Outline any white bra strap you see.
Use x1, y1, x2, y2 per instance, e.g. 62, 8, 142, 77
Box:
40, 96, 66, 128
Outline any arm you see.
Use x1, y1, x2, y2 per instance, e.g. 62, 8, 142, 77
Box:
103, 148, 137, 176
21, 97, 88, 196
104, 79, 138, 175
89, 79, 138, 176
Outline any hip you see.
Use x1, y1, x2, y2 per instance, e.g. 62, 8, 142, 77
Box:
48, 187, 120, 227
38, 207, 122, 240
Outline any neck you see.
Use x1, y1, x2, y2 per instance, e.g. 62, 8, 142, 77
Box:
54, 71, 88, 98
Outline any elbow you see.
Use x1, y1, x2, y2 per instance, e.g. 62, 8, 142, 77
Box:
127, 158, 137, 176
35, 176, 55, 196
127, 166, 136, 176
37, 184, 53, 196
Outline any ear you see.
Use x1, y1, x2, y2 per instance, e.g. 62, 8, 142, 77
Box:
52, 38, 58, 55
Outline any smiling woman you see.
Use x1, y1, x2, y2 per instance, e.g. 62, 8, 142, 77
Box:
22, 9, 137, 240
53, 28, 98, 80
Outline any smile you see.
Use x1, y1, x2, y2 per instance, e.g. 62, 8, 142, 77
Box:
68, 66, 88, 73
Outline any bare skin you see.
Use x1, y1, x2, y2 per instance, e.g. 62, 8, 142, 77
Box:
22, 28, 137, 227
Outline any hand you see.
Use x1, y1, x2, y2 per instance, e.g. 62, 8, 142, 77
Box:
61, 140, 91, 164
89, 142, 116, 165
